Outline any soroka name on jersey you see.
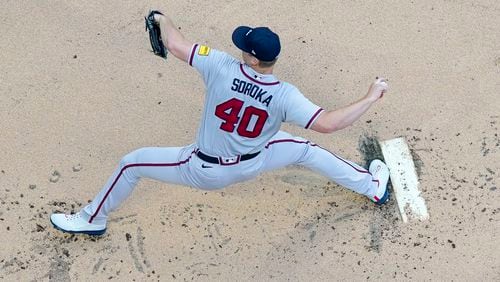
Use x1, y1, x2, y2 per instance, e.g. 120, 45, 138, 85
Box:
231, 78, 273, 107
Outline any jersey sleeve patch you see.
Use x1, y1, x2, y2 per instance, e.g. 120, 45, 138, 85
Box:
198, 45, 211, 56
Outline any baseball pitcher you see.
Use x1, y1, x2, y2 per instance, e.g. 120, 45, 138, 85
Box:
51, 11, 390, 235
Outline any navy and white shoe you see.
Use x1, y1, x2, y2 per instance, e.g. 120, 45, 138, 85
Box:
368, 159, 390, 205
50, 212, 106, 235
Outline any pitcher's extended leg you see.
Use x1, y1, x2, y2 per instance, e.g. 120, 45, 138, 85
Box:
82, 146, 198, 224
51, 145, 197, 234
261, 131, 388, 201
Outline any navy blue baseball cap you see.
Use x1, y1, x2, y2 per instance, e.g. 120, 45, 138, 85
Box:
232, 26, 281, 62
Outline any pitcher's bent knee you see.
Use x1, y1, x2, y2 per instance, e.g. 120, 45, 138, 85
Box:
119, 148, 147, 168
120, 148, 144, 166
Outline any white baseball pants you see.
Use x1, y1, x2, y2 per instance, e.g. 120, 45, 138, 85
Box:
83, 131, 378, 224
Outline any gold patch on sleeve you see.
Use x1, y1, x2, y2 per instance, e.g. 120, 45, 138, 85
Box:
198, 45, 211, 56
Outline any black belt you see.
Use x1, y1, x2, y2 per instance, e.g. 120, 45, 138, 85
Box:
196, 150, 260, 164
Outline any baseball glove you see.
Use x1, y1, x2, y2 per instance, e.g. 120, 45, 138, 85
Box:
145, 10, 167, 58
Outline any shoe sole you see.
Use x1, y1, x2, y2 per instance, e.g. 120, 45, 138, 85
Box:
50, 218, 106, 236
374, 186, 390, 206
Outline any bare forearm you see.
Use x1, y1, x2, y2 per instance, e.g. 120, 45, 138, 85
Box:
157, 15, 183, 45
155, 14, 193, 62
315, 97, 375, 132
311, 77, 388, 133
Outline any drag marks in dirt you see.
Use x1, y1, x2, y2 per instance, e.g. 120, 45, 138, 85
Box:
124, 227, 151, 273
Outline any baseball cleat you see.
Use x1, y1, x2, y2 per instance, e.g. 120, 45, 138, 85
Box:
368, 159, 390, 205
50, 212, 106, 235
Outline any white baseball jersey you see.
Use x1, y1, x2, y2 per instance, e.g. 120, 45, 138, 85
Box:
188, 44, 323, 156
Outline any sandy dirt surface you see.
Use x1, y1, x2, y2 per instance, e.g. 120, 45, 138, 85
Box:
1, 0, 499, 281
